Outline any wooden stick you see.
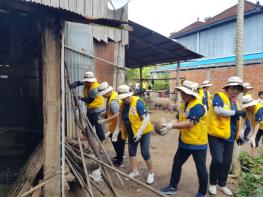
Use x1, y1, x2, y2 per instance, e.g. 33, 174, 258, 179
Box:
76, 127, 94, 197
85, 154, 166, 197
66, 144, 119, 197
21, 172, 60, 197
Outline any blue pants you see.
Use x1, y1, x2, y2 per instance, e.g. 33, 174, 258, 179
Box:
110, 132, 126, 163
208, 135, 234, 187
170, 148, 208, 195
87, 111, 105, 141
128, 132, 152, 161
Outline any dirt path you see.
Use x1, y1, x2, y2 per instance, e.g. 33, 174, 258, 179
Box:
104, 110, 242, 197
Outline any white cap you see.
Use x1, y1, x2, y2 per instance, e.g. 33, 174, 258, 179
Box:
242, 94, 257, 108
223, 76, 243, 89
175, 80, 199, 98
82, 72, 97, 83
201, 80, 213, 87
243, 82, 253, 90
117, 84, 133, 99
98, 82, 113, 96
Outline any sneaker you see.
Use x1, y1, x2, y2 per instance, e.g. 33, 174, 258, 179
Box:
195, 192, 206, 197
112, 156, 117, 162
146, 172, 155, 185
218, 186, 233, 196
160, 185, 177, 195
128, 170, 140, 178
208, 185, 217, 195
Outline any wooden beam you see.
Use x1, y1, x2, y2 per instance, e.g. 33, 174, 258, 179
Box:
42, 20, 61, 197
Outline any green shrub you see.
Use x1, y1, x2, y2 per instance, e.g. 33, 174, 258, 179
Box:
235, 150, 263, 197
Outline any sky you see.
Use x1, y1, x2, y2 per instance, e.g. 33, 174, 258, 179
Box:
128, 0, 263, 37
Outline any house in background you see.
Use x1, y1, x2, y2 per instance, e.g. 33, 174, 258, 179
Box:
156, 0, 263, 96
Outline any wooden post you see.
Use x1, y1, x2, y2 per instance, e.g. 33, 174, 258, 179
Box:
42, 20, 61, 196
140, 65, 143, 96
176, 61, 181, 107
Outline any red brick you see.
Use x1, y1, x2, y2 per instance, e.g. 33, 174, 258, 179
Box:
171, 64, 263, 98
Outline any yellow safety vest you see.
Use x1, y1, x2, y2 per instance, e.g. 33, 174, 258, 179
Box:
247, 103, 263, 130
83, 82, 104, 109
208, 92, 240, 139
106, 91, 127, 140
125, 96, 153, 136
179, 99, 208, 145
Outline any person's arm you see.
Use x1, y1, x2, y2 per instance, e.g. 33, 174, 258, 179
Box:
69, 81, 84, 89
212, 95, 245, 117
250, 108, 263, 147
133, 100, 151, 142
160, 103, 205, 135
80, 88, 98, 104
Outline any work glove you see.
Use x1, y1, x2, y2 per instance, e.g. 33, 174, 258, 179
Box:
159, 122, 173, 136
235, 110, 246, 117
112, 130, 119, 142
133, 131, 143, 143
98, 119, 106, 125
236, 137, 248, 146
249, 135, 256, 148
69, 81, 79, 89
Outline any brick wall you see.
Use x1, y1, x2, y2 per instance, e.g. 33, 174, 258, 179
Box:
171, 64, 263, 98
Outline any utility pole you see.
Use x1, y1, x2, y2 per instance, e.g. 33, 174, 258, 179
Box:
232, 0, 244, 176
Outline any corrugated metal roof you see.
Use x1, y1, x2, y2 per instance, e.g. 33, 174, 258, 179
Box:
1, 0, 128, 29
170, 0, 260, 38
153, 51, 263, 72
125, 21, 202, 68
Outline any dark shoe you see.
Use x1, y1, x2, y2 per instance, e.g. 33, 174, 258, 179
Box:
160, 185, 177, 195
113, 161, 123, 167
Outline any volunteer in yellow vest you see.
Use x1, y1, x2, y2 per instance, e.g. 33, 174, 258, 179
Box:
208, 76, 246, 196
242, 82, 253, 139
242, 95, 263, 149
199, 80, 213, 111
97, 82, 126, 167
117, 84, 154, 185
243, 82, 253, 95
159, 80, 208, 197
70, 72, 105, 141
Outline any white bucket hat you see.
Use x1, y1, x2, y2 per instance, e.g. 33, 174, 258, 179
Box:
82, 72, 97, 83
223, 76, 243, 89
117, 84, 133, 99
175, 80, 199, 98
242, 94, 258, 108
98, 82, 113, 96
201, 80, 213, 87
243, 82, 253, 90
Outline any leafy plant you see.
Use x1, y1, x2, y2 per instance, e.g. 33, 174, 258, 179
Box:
235, 150, 263, 197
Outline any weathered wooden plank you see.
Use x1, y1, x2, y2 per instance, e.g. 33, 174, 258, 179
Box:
42, 21, 61, 197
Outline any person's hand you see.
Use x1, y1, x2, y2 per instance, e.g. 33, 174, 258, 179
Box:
112, 131, 119, 142
133, 132, 142, 142
235, 110, 246, 117
98, 119, 106, 125
69, 81, 79, 89
249, 135, 256, 148
236, 137, 246, 146
159, 122, 173, 136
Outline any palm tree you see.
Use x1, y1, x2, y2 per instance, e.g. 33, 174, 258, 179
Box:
232, 0, 244, 176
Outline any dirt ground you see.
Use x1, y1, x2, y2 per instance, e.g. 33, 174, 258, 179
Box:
102, 110, 250, 197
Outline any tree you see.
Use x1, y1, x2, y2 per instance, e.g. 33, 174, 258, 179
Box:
232, 0, 244, 176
